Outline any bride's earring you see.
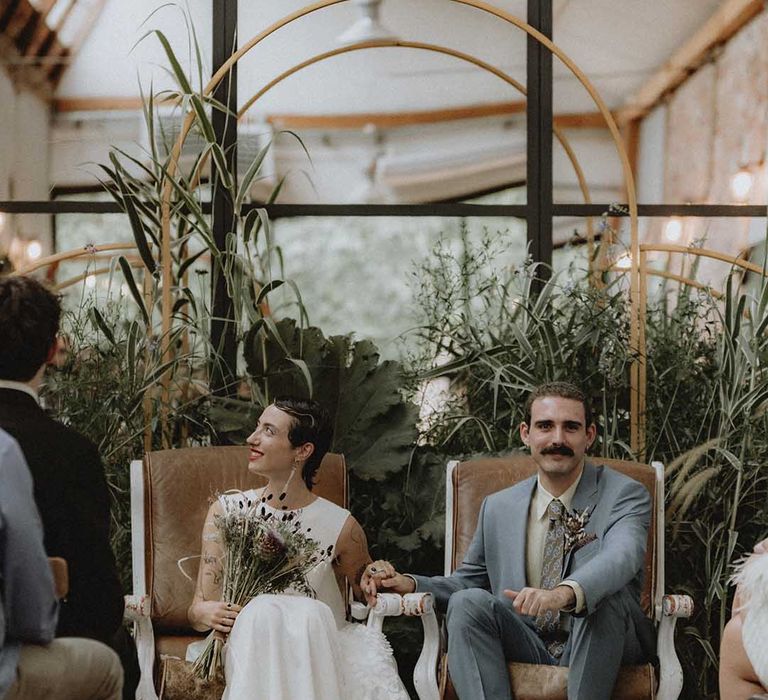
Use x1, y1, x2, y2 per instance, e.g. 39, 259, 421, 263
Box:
278, 460, 299, 510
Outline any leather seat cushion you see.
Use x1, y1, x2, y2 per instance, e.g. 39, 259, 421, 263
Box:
443, 662, 656, 700
156, 634, 206, 661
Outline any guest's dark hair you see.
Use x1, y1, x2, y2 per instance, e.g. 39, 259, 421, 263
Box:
524, 381, 593, 427
0, 276, 61, 382
272, 397, 333, 490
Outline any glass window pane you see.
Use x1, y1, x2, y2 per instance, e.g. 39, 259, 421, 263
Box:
268, 214, 526, 359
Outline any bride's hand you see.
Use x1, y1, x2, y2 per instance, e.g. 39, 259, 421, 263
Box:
360, 560, 415, 606
189, 600, 242, 634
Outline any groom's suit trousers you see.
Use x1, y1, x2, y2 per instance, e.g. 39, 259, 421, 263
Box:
445, 587, 648, 700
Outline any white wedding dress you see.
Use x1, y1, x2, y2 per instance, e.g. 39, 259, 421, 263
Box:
733, 551, 768, 690
187, 489, 410, 700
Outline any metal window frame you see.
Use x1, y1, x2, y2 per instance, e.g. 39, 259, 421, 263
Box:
2, 201, 765, 217
4, 0, 767, 379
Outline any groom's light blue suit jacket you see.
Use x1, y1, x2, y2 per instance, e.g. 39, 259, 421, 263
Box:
413, 461, 652, 623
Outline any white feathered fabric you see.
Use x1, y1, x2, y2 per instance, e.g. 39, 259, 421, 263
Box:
732, 552, 768, 689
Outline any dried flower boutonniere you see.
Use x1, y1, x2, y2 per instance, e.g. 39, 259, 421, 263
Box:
563, 505, 597, 553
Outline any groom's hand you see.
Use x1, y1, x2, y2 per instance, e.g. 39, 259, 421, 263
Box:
360, 560, 416, 606
503, 585, 575, 617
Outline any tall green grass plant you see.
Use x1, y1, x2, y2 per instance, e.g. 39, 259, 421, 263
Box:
407, 228, 768, 698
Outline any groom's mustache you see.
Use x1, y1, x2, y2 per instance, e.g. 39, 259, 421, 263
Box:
541, 444, 575, 456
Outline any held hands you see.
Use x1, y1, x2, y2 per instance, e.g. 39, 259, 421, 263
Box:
360, 560, 415, 606
503, 585, 575, 617
190, 600, 242, 635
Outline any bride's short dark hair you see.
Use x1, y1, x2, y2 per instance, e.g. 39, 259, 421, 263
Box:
272, 397, 333, 489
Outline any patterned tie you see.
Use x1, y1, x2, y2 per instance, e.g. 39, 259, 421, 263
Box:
536, 498, 567, 658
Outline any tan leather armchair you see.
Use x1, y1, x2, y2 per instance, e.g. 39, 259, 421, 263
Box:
124, 446, 348, 699
123, 445, 434, 700
410, 455, 693, 700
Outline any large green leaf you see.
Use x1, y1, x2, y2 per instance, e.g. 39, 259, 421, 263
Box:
241, 318, 419, 480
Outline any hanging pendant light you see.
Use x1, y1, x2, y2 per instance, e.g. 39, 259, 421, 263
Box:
337, 0, 398, 44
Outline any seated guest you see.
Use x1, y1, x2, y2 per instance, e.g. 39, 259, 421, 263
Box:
0, 427, 123, 699
0, 276, 134, 694
720, 537, 768, 700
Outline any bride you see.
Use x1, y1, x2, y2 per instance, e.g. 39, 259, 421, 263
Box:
186, 397, 410, 700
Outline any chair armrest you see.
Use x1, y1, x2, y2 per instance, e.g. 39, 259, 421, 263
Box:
656, 594, 694, 700
123, 593, 151, 622
124, 594, 159, 700
48, 557, 68, 600
365, 593, 439, 700
662, 594, 694, 619
404, 594, 440, 700
350, 600, 369, 621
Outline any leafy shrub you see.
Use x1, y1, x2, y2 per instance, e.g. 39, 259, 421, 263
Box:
406, 230, 768, 698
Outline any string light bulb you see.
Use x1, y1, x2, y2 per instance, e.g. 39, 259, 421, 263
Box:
615, 253, 632, 270
664, 219, 683, 242
26, 240, 42, 260
730, 169, 754, 202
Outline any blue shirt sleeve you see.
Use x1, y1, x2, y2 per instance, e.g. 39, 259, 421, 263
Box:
0, 432, 58, 643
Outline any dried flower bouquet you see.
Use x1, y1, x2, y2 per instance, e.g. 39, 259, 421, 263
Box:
191, 493, 329, 681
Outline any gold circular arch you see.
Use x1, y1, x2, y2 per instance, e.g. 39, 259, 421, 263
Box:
154, 0, 641, 448
236, 41, 595, 262
12, 243, 136, 278
54, 259, 144, 292
20, 42, 599, 299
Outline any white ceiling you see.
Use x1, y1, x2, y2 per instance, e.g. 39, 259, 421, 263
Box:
56, 0, 722, 118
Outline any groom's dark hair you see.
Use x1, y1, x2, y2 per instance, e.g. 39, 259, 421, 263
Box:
272, 396, 333, 489
524, 381, 593, 427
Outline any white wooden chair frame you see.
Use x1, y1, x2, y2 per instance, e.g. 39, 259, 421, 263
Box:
123, 458, 440, 700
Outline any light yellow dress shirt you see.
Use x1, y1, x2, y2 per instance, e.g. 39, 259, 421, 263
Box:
526, 470, 586, 613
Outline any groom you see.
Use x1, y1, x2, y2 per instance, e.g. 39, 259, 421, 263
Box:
362, 382, 654, 700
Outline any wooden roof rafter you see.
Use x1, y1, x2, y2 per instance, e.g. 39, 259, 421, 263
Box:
617, 0, 765, 124
54, 95, 611, 131
0, 0, 104, 93
23, 0, 67, 59
48, 0, 105, 85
